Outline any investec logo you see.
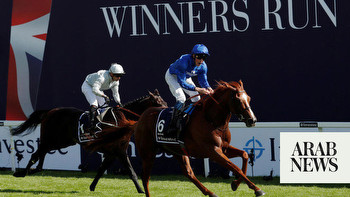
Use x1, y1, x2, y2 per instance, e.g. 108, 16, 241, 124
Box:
280, 132, 350, 183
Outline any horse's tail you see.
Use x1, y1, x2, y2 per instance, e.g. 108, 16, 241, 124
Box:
85, 120, 136, 152
11, 110, 50, 136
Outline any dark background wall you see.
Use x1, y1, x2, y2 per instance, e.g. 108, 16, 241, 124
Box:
0, 0, 12, 120
35, 0, 349, 122
1, 0, 349, 175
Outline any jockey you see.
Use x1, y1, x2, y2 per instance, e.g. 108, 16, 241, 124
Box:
81, 63, 125, 131
165, 44, 214, 138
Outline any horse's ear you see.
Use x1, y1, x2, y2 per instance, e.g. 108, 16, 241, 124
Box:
153, 89, 160, 96
148, 90, 154, 97
239, 80, 244, 89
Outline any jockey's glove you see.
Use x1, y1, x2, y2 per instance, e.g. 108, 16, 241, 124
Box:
104, 96, 110, 105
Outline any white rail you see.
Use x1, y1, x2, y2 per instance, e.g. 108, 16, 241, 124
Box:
229, 122, 350, 128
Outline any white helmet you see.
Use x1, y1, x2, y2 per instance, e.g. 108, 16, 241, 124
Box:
109, 63, 125, 75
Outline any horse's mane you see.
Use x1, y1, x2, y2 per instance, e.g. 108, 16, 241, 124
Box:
123, 95, 150, 108
196, 80, 243, 105
214, 80, 243, 92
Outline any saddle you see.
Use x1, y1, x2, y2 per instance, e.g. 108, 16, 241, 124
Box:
155, 104, 195, 144
78, 107, 117, 142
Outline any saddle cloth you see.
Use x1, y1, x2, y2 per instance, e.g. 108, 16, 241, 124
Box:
78, 107, 116, 143
155, 108, 177, 144
155, 104, 195, 144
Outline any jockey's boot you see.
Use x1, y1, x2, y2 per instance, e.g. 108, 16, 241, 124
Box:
88, 105, 98, 134
168, 101, 184, 135
176, 115, 185, 145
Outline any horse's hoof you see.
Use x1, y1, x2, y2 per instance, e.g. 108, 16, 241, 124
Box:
13, 171, 26, 177
209, 193, 218, 197
255, 190, 266, 196
231, 181, 238, 191
90, 185, 95, 191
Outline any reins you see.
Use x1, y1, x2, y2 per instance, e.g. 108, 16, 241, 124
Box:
99, 98, 142, 118
187, 93, 220, 105
117, 107, 141, 118
187, 93, 222, 112
187, 87, 242, 113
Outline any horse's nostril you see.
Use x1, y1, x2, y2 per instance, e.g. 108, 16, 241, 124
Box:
247, 118, 255, 125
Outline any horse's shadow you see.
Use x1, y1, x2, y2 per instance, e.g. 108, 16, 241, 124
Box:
141, 174, 350, 190
0, 189, 78, 195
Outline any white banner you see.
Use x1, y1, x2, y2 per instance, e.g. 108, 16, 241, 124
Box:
0, 125, 81, 171
280, 132, 350, 183
228, 126, 319, 177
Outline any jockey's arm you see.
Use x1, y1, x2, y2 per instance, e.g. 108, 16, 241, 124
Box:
177, 73, 196, 91
195, 87, 210, 95
197, 72, 212, 94
92, 82, 107, 98
111, 85, 121, 104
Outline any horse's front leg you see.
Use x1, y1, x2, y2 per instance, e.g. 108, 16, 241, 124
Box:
222, 143, 248, 191
210, 147, 265, 196
174, 155, 217, 197
90, 154, 115, 191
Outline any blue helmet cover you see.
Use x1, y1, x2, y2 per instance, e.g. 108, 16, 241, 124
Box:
191, 44, 210, 56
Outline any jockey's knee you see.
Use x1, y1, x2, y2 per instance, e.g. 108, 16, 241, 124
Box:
242, 151, 249, 160
175, 96, 186, 103
191, 96, 200, 102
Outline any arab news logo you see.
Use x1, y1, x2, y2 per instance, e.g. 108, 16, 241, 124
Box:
243, 136, 265, 161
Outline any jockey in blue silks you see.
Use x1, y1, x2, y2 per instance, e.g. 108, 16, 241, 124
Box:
165, 44, 214, 139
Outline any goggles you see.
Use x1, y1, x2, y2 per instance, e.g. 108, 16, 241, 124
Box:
112, 73, 124, 78
195, 54, 208, 60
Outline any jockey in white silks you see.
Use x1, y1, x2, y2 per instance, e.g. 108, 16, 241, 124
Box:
81, 63, 125, 131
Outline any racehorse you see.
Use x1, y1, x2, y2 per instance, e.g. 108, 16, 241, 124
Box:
132, 80, 264, 196
10, 90, 167, 192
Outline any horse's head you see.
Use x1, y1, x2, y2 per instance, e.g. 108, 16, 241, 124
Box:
147, 89, 168, 108
216, 80, 257, 127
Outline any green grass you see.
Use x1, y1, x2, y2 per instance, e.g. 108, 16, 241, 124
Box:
0, 170, 349, 196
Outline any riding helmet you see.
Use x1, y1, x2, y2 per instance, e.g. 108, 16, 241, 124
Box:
109, 63, 126, 75
191, 44, 210, 56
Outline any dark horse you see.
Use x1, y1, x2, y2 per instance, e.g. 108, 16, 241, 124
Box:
10, 90, 167, 192
132, 81, 264, 196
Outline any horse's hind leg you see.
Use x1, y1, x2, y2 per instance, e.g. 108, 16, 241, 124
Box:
223, 144, 248, 191
90, 154, 115, 191
28, 148, 48, 175
117, 153, 144, 193
13, 150, 41, 177
138, 150, 156, 197
174, 155, 217, 197
13, 145, 49, 177
210, 148, 265, 196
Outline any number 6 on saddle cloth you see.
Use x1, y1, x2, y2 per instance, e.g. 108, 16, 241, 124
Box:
156, 104, 195, 144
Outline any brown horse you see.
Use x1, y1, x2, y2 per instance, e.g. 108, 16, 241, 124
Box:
10, 90, 167, 192
133, 80, 264, 196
